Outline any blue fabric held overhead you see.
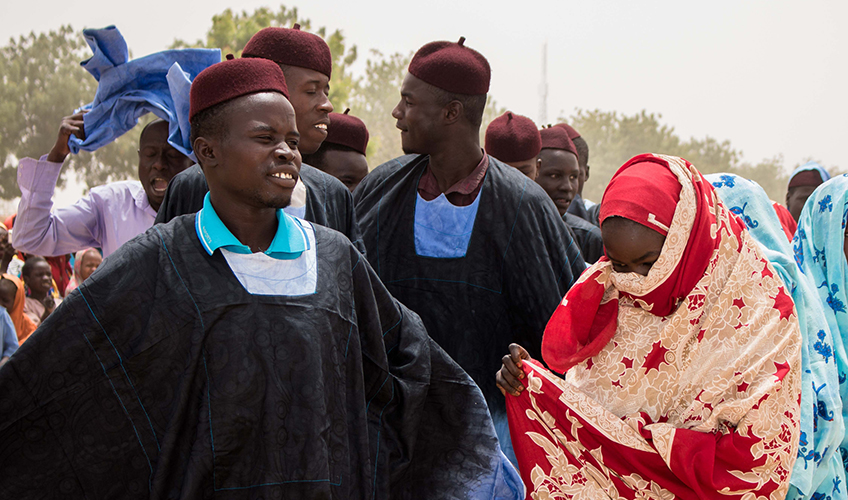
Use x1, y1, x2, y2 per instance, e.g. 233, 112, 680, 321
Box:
708, 173, 848, 500
414, 186, 483, 258
67, 25, 220, 160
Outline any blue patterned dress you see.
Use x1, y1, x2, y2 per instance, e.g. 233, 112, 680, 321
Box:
709, 173, 846, 500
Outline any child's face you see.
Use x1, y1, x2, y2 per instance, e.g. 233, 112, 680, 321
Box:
79, 252, 102, 282
24, 261, 53, 295
0, 282, 16, 311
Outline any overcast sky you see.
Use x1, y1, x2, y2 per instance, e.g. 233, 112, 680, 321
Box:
4, 0, 846, 204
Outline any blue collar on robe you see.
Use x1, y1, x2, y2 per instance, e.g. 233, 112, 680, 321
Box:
195, 193, 308, 260
414, 178, 485, 259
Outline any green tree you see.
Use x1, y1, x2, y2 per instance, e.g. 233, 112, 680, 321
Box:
0, 26, 140, 199
563, 109, 787, 201
171, 5, 358, 112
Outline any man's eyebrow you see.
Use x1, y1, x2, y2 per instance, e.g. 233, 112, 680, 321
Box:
248, 124, 276, 133
634, 250, 661, 261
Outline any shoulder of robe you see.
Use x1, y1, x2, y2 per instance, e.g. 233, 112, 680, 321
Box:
300, 162, 350, 200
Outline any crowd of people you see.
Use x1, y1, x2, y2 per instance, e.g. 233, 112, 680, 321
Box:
0, 22, 842, 500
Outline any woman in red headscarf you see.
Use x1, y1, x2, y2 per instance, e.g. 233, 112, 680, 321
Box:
496, 154, 801, 499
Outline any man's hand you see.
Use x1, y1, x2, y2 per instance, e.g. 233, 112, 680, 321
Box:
46, 111, 87, 163
495, 343, 531, 397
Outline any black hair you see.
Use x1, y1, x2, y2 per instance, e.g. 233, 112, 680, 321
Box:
572, 136, 590, 169
139, 118, 167, 142
425, 84, 487, 128
21, 255, 47, 278
301, 142, 359, 170
189, 99, 238, 162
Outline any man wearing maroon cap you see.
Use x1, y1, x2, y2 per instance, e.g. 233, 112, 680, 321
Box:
553, 123, 595, 224
302, 108, 370, 191
484, 111, 542, 179
0, 57, 523, 499
354, 37, 585, 464
155, 25, 361, 251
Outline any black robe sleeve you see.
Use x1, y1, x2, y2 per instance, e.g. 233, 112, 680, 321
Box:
564, 212, 604, 263
0, 216, 521, 499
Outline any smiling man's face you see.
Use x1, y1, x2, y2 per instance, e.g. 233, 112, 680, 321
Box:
283, 65, 333, 155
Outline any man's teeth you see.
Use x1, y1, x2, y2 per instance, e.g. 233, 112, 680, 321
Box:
315, 123, 327, 130
271, 172, 293, 179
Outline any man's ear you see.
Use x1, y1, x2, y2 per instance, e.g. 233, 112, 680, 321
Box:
584, 164, 590, 181
443, 100, 463, 125
535, 157, 542, 180
193, 137, 217, 168
785, 189, 791, 208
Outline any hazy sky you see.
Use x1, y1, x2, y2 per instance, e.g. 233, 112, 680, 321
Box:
3, 0, 846, 205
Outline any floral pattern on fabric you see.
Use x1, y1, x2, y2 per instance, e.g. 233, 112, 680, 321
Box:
709, 172, 846, 500
508, 155, 802, 500
795, 174, 848, 495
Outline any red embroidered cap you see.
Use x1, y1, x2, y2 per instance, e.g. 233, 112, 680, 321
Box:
189, 56, 289, 120
408, 37, 490, 95
242, 24, 332, 78
484, 112, 541, 162
325, 109, 369, 155
540, 126, 579, 159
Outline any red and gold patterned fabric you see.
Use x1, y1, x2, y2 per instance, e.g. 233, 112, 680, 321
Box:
507, 154, 802, 499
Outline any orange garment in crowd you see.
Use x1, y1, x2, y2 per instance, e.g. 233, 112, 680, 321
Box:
1, 273, 37, 343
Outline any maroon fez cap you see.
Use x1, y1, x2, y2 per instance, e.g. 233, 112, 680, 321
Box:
540, 126, 579, 160
189, 56, 289, 121
788, 169, 825, 189
408, 37, 490, 95
242, 24, 332, 78
484, 112, 541, 163
325, 109, 369, 155
554, 122, 581, 140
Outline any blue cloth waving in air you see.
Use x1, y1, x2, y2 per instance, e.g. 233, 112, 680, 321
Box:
67, 26, 220, 158
709, 173, 846, 500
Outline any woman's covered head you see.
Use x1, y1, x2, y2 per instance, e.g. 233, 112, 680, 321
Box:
598, 159, 682, 276
76, 249, 102, 283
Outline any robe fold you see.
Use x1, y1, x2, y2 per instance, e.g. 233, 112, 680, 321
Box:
353, 154, 585, 415
0, 215, 522, 499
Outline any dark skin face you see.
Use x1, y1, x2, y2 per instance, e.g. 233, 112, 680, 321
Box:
536, 149, 580, 216
194, 92, 301, 253
78, 251, 103, 283
24, 260, 53, 297
601, 217, 666, 276
786, 185, 818, 222
0, 227, 14, 263
506, 157, 541, 180
392, 73, 447, 155
284, 66, 333, 155
0, 279, 16, 311
318, 149, 369, 192
138, 120, 194, 212
577, 162, 590, 196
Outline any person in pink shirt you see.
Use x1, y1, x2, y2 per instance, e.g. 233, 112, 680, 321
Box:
12, 112, 193, 258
